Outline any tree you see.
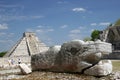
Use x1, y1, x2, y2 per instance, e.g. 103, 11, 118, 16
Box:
0, 51, 7, 57
114, 19, 120, 26
109, 23, 113, 27
91, 30, 100, 41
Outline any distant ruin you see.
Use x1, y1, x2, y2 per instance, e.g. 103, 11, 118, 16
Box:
4, 32, 49, 57
100, 26, 120, 59
100, 26, 120, 51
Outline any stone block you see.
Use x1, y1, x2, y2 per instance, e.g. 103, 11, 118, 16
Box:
95, 41, 112, 54
19, 63, 32, 75
84, 60, 112, 76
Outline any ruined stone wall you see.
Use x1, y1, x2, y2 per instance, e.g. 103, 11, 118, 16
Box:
103, 51, 120, 59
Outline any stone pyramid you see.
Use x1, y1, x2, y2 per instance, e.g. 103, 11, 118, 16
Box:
4, 32, 49, 57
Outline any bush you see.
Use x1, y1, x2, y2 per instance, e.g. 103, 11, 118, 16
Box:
114, 19, 120, 26
0, 51, 7, 57
91, 30, 100, 41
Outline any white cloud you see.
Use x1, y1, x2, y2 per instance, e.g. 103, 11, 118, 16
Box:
26, 25, 54, 33
78, 26, 86, 30
69, 34, 76, 38
26, 26, 54, 46
35, 29, 53, 46
72, 8, 86, 12
0, 39, 13, 43
36, 28, 54, 33
99, 22, 110, 26
47, 29, 54, 32
0, 15, 44, 21
69, 29, 81, 39
82, 16, 86, 19
37, 25, 52, 28
0, 32, 6, 36
0, 33, 15, 49
0, 4, 25, 21
37, 25, 43, 28
68, 26, 91, 40
26, 28, 34, 32
0, 23, 8, 30
36, 29, 44, 33
70, 29, 80, 34
0, 40, 7, 43
0, 4, 21, 8
0, 32, 14, 38
88, 11, 93, 14
30, 16, 44, 19
90, 22, 110, 26
90, 29, 95, 32
91, 23, 97, 26
7, 33, 14, 37
60, 25, 68, 29
57, 1, 67, 4
69, 34, 82, 40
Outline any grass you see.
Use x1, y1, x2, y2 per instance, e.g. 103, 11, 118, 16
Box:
112, 60, 120, 71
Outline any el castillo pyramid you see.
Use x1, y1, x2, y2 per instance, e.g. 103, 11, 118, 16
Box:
4, 32, 49, 57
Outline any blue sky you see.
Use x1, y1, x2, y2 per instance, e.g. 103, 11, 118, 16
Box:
0, 0, 120, 51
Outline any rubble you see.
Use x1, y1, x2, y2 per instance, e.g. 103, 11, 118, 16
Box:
19, 63, 32, 75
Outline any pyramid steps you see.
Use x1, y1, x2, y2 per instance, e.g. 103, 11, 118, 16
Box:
4, 32, 49, 57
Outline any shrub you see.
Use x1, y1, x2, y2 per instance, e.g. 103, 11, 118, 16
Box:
91, 30, 100, 41
0, 51, 7, 57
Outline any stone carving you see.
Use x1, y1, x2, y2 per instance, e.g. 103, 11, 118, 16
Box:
31, 45, 61, 71
84, 60, 112, 76
19, 63, 32, 75
31, 40, 112, 76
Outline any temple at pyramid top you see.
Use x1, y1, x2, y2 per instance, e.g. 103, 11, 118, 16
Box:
4, 32, 49, 57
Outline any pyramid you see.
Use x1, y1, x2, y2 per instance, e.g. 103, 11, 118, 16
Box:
4, 32, 49, 57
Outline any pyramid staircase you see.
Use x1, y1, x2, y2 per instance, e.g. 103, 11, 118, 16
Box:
4, 32, 49, 57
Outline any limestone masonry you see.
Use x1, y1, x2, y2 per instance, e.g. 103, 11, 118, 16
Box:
100, 26, 120, 59
4, 32, 49, 57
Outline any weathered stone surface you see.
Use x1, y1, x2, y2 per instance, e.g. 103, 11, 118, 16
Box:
99, 26, 120, 51
113, 71, 120, 79
54, 40, 86, 72
19, 63, 32, 75
31, 40, 112, 76
94, 40, 112, 54
84, 60, 112, 76
31, 45, 61, 71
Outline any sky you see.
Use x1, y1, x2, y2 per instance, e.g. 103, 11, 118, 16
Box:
0, 0, 120, 51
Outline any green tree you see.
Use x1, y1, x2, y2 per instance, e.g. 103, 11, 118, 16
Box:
109, 23, 113, 27
91, 30, 100, 41
114, 19, 120, 26
0, 51, 7, 57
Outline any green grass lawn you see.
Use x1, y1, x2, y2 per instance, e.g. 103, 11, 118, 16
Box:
112, 60, 120, 72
